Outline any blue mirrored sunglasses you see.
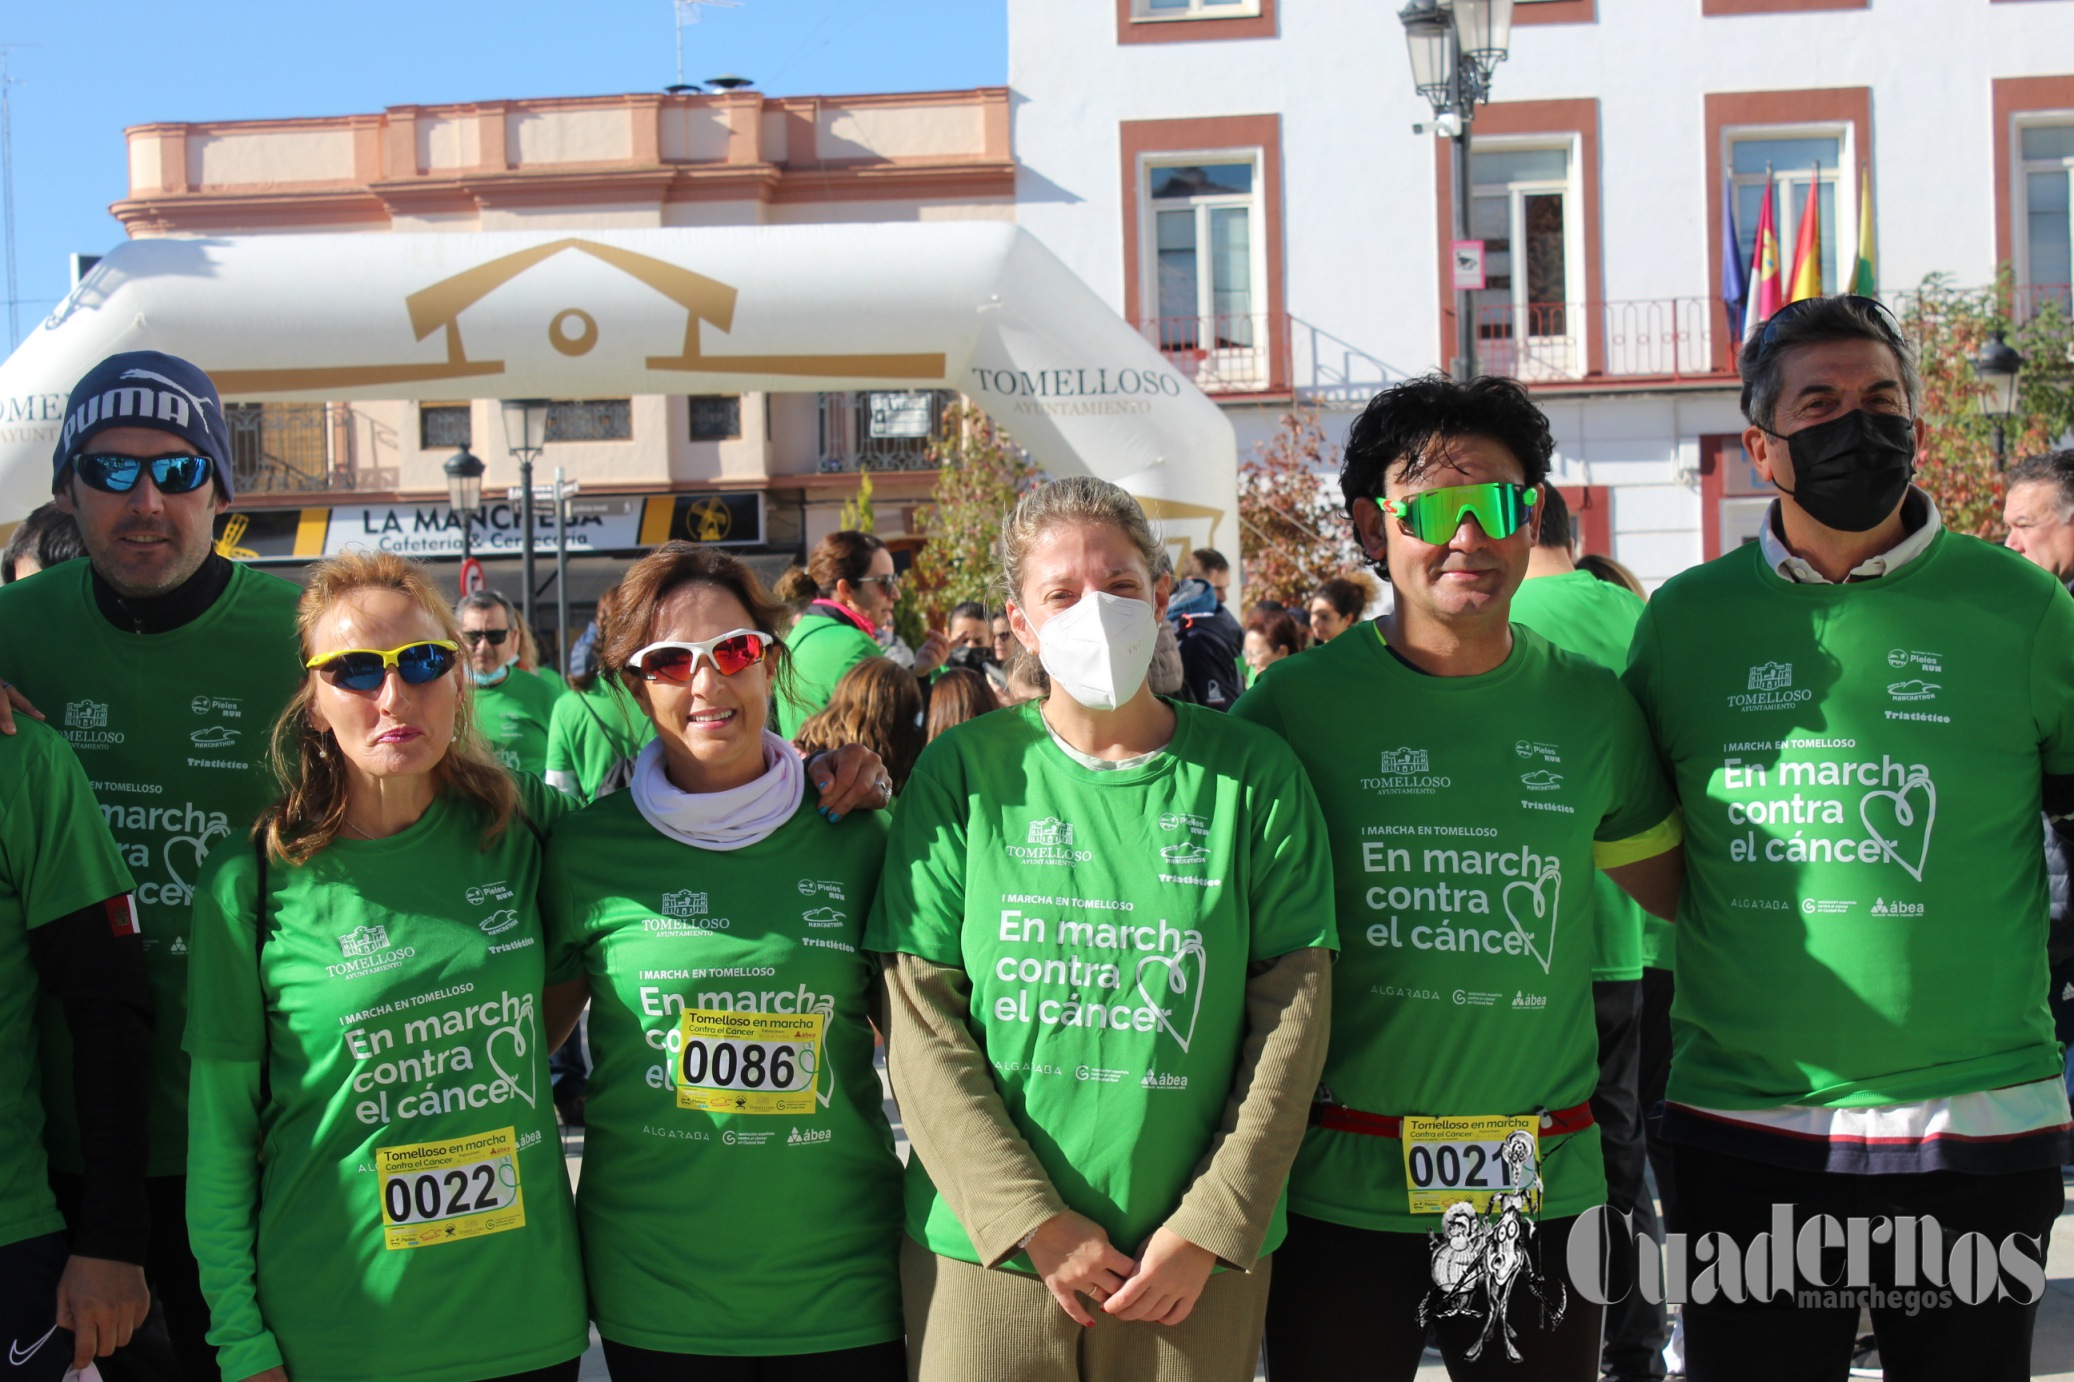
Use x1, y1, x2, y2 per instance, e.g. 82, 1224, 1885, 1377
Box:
71, 454, 215, 495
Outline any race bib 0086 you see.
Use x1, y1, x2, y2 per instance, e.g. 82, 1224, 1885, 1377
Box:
676, 1009, 824, 1115
376, 1126, 526, 1250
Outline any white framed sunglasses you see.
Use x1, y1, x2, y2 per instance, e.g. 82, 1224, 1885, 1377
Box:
627, 629, 773, 683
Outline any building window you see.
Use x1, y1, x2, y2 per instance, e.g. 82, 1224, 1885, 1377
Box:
687, 395, 742, 442
419, 403, 471, 450
545, 399, 632, 443
2018, 120, 2074, 309
1130, 0, 1261, 18
1143, 157, 1267, 388
1728, 130, 1853, 300
1469, 143, 1580, 380
226, 402, 334, 494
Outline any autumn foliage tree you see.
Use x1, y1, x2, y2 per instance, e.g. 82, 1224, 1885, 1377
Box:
898, 402, 1043, 640
1894, 272, 2074, 538
1238, 410, 1366, 606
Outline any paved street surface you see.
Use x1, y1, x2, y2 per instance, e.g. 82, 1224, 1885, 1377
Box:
562, 1055, 2074, 1380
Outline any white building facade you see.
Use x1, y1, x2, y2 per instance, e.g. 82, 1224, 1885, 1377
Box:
1006, 0, 2074, 584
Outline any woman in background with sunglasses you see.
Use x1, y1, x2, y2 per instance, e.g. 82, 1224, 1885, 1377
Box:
774, 529, 902, 738
184, 551, 588, 1382
541, 542, 905, 1382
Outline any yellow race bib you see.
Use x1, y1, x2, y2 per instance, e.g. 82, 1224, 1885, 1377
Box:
675, 1009, 824, 1115
376, 1126, 526, 1250
1400, 1114, 1542, 1215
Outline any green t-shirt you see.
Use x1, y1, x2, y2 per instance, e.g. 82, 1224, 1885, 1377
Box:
184, 795, 585, 1382
542, 791, 902, 1355
0, 717, 135, 1249
0, 557, 303, 1175
473, 668, 561, 778
1510, 571, 1651, 982
1232, 624, 1675, 1233
544, 679, 654, 801
778, 610, 882, 739
866, 699, 1338, 1267
532, 666, 570, 699
1625, 531, 2074, 1109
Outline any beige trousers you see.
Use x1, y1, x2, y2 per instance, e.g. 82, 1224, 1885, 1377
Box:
900, 1236, 1271, 1382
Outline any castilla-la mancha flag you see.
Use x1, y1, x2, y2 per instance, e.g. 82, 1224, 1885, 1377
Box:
1743, 177, 1786, 337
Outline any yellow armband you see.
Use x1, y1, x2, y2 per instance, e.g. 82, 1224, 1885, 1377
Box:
1593, 807, 1684, 871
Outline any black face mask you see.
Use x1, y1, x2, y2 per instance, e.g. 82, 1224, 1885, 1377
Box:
1768, 408, 1917, 533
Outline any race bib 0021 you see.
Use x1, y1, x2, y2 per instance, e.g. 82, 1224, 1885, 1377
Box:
376, 1126, 526, 1250
1400, 1114, 1542, 1216
676, 1009, 824, 1115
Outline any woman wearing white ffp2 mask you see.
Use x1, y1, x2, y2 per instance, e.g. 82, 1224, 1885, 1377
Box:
868, 476, 1340, 1382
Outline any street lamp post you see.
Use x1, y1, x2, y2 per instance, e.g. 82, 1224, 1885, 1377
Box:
499, 399, 550, 631
1399, 0, 1516, 382
443, 449, 484, 576
1972, 329, 2024, 470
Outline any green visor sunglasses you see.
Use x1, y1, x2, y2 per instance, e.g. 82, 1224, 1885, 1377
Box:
1379, 482, 1538, 546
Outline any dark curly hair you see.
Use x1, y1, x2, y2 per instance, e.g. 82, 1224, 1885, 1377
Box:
1339, 374, 1554, 515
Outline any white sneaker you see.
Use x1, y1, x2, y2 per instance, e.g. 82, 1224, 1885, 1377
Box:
1662, 1312, 1686, 1377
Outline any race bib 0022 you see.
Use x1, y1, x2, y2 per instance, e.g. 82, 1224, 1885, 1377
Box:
676, 1009, 824, 1115
1400, 1114, 1542, 1216
376, 1126, 525, 1250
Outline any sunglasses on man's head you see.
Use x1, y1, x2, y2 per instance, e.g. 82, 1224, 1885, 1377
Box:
459, 628, 510, 647
307, 641, 460, 693
70, 454, 214, 496
1379, 482, 1538, 546
628, 630, 772, 683
1752, 294, 1904, 353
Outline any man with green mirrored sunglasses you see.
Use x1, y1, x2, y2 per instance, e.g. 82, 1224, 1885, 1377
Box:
1235, 374, 1684, 1382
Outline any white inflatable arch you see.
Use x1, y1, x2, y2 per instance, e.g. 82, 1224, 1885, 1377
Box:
0, 222, 1236, 558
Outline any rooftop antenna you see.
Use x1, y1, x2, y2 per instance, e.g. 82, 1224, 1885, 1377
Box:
0, 44, 33, 350
672, 0, 740, 93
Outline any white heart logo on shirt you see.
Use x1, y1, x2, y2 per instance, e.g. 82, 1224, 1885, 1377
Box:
1135, 938, 1208, 1053
1503, 868, 1562, 975
485, 1002, 538, 1109
161, 823, 229, 901
1859, 769, 1936, 883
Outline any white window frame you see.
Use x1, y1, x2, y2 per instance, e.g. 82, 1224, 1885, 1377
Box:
1723, 122, 1858, 299
1129, 0, 1262, 20
1467, 135, 1585, 381
1138, 148, 1270, 391
2013, 110, 2074, 296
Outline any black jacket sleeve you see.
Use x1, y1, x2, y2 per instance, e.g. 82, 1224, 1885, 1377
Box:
27, 897, 155, 1263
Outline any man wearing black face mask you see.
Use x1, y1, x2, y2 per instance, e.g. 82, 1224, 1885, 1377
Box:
1620, 295, 2074, 1382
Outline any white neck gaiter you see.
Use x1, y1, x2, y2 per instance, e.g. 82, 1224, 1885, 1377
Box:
630, 732, 804, 851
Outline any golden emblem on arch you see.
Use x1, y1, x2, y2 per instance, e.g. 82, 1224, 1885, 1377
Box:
684, 498, 733, 543
214, 513, 260, 560
210, 238, 946, 395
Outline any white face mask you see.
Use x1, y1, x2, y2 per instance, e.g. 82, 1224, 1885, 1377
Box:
1034, 590, 1158, 711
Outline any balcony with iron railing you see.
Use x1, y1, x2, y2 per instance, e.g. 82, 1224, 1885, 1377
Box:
1135, 313, 1291, 396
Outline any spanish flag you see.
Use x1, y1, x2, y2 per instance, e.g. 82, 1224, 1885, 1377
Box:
1787, 165, 1823, 303
1742, 175, 1785, 338
1850, 163, 1876, 296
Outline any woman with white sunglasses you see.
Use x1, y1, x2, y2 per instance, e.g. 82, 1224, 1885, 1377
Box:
542, 542, 904, 1382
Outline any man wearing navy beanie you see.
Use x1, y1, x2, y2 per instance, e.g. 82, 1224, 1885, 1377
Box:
0, 349, 303, 1380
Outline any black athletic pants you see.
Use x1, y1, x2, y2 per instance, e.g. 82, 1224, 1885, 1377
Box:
0, 1231, 71, 1382
600, 1338, 906, 1381
476, 1362, 580, 1382
1590, 979, 1666, 1381
49, 1172, 208, 1382
1637, 966, 1679, 1233
1672, 1141, 2063, 1382
1265, 1210, 1603, 1381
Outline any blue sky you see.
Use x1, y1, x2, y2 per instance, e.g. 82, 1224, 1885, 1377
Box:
1, 0, 1006, 345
